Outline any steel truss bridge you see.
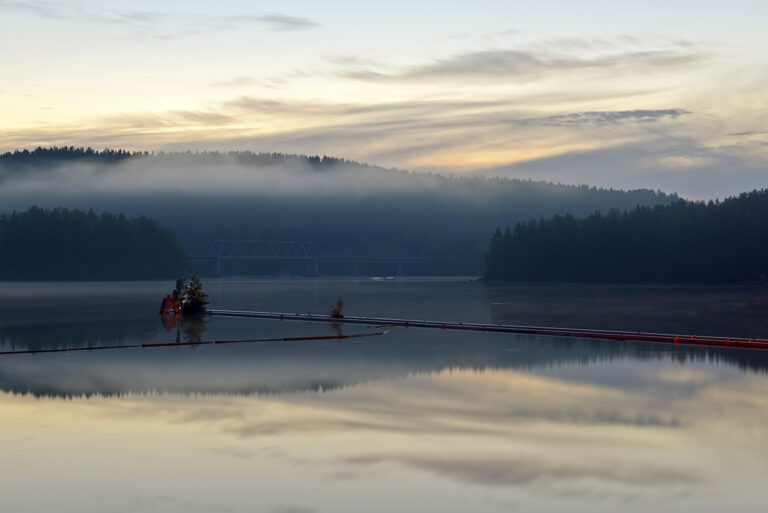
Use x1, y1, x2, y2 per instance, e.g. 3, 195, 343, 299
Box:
189, 240, 431, 276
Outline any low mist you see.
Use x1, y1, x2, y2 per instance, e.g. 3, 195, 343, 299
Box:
0, 151, 675, 274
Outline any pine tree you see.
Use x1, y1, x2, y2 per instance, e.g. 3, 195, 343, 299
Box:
182, 276, 209, 314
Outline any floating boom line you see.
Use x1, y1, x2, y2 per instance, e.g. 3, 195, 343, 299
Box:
0, 330, 387, 356
5, 307, 766, 356
207, 309, 768, 351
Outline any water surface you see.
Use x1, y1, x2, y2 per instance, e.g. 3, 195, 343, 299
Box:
1, 279, 767, 512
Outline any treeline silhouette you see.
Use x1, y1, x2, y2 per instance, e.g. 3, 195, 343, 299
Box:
485, 189, 768, 283
0, 146, 141, 168
0, 145, 373, 170
0, 147, 679, 274
0, 206, 187, 280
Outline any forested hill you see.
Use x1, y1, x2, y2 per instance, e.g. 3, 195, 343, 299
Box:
0, 147, 678, 274
0, 146, 357, 169
485, 189, 768, 283
0, 207, 186, 280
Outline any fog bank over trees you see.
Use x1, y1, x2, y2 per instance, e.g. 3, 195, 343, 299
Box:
0, 147, 677, 274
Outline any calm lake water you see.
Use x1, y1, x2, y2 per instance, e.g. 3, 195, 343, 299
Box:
2, 279, 768, 512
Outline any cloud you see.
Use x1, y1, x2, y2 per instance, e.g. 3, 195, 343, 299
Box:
101, 109, 237, 130
0, 0, 68, 19
4, 364, 766, 510
250, 14, 319, 31
653, 154, 717, 169
0, 2, 319, 37
338, 48, 704, 82
478, 141, 768, 200
106, 11, 319, 36
344, 453, 698, 489
0, 95, 696, 184
511, 109, 690, 127
0, 96, 510, 152
192, 102, 691, 171
529, 34, 700, 53
109, 9, 166, 24
728, 130, 768, 137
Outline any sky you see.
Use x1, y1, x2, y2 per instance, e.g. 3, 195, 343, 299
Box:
1, 0, 767, 198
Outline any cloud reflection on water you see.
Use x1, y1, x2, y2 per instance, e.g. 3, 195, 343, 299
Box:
3, 281, 768, 511
3, 364, 767, 512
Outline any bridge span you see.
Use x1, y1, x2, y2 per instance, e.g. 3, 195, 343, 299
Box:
189, 239, 432, 276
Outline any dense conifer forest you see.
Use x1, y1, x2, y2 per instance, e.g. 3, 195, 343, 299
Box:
0, 206, 187, 280
484, 189, 768, 283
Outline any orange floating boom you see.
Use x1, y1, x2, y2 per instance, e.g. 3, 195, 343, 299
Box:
207, 309, 768, 351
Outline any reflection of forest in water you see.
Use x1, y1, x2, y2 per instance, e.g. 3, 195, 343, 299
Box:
2, 325, 768, 397
0, 302, 159, 350
483, 283, 768, 375
0, 282, 211, 350
485, 283, 768, 338
0, 314, 210, 350
0, 315, 159, 350
159, 314, 208, 344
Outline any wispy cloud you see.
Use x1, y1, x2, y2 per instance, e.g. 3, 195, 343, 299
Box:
249, 14, 319, 31
528, 34, 700, 53
0, 0, 69, 19
345, 452, 698, 489
478, 141, 768, 200
0, 95, 694, 176
109, 11, 320, 36
101, 109, 237, 130
728, 130, 768, 137
511, 109, 690, 127
338, 48, 704, 82
0, 2, 319, 37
